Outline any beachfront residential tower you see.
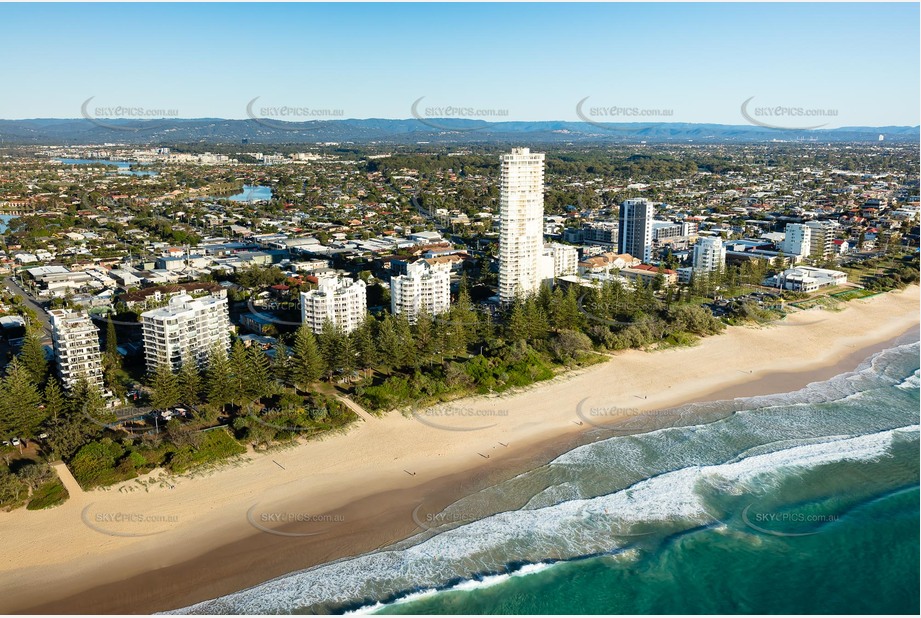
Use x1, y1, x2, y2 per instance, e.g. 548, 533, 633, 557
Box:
499, 147, 545, 303
692, 237, 727, 272
49, 309, 104, 390
390, 260, 450, 324
541, 242, 580, 283
141, 293, 231, 374
782, 223, 812, 261
618, 198, 654, 263
805, 220, 835, 258
300, 275, 367, 334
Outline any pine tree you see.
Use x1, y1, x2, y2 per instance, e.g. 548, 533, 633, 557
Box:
374, 314, 401, 369
177, 354, 203, 405
243, 344, 271, 401
227, 340, 249, 406
392, 313, 414, 367
205, 345, 232, 411
413, 309, 435, 365
43, 376, 66, 421
317, 320, 341, 377
291, 325, 324, 388
150, 363, 179, 410
352, 316, 378, 369
0, 357, 46, 439
105, 315, 118, 360
18, 327, 48, 387
334, 332, 355, 377
505, 300, 529, 343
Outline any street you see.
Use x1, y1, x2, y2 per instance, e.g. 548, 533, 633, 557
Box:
2, 275, 52, 338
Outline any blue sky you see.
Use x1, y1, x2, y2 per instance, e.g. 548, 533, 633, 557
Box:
0, 2, 918, 126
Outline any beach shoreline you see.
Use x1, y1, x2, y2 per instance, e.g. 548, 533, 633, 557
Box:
2, 286, 918, 615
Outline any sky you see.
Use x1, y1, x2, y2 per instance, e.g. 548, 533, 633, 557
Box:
0, 2, 918, 127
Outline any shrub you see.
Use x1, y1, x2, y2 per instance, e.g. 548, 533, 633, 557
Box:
27, 478, 69, 510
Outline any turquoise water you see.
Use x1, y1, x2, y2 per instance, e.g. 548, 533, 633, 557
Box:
169, 338, 920, 615
0, 214, 14, 233
56, 158, 157, 176
225, 184, 272, 202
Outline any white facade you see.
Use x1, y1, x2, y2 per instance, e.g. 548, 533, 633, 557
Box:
141, 293, 231, 374
765, 266, 847, 292
692, 237, 726, 272
618, 198, 654, 263
49, 309, 104, 390
390, 260, 450, 324
499, 147, 545, 303
782, 223, 812, 260
541, 242, 579, 282
300, 276, 367, 334
805, 220, 835, 258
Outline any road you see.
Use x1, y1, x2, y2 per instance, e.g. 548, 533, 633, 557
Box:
2, 275, 52, 337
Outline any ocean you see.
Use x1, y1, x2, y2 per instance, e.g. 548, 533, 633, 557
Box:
170, 338, 920, 615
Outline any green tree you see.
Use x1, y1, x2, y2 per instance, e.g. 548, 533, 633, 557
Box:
290, 325, 324, 388
375, 314, 402, 369
243, 345, 272, 401
102, 315, 121, 387
105, 315, 119, 360
352, 317, 378, 369
18, 327, 48, 387
227, 340, 249, 406
505, 300, 529, 343
150, 363, 180, 410
42, 377, 66, 421
413, 309, 435, 365
0, 357, 45, 440
317, 320, 342, 378
177, 355, 203, 405
206, 345, 232, 411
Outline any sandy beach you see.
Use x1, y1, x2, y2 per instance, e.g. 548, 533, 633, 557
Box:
1, 286, 918, 615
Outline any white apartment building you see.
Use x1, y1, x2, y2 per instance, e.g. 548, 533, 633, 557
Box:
300, 276, 367, 334
499, 147, 545, 303
782, 223, 812, 261
541, 242, 579, 283
390, 260, 450, 324
805, 220, 835, 258
693, 237, 727, 272
765, 266, 847, 292
141, 293, 231, 374
618, 198, 654, 263
49, 309, 104, 391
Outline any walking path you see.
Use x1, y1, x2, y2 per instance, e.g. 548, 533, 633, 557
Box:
51, 461, 83, 498
335, 395, 376, 422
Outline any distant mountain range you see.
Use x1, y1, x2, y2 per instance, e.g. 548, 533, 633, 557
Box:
0, 118, 917, 145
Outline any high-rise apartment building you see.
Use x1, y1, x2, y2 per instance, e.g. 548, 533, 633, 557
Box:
300, 276, 367, 334
692, 237, 727, 272
782, 223, 812, 260
499, 147, 545, 303
49, 309, 104, 390
805, 220, 835, 258
141, 293, 231, 373
541, 242, 579, 282
618, 198, 654, 263
390, 260, 451, 324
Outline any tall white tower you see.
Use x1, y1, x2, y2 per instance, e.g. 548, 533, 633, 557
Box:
499, 147, 545, 303
782, 223, 812, 261
49, 309, 104, 391
618, 198, 654, 263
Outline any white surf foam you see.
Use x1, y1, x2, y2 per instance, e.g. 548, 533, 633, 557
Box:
167, 426, 916, 615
